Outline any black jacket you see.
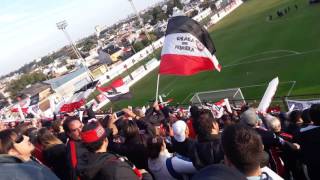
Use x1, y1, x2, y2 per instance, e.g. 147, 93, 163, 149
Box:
143, 108, 165, 126
0, 155, 59, 180
254, 127, 282, 151
189, 134, 224, 169
109, 135, 149, 170
66, 140, 89, 180
296, 126, 320, 180
43, 144, 69, 180
77, 152, 139, 180
170, 137, 195, 158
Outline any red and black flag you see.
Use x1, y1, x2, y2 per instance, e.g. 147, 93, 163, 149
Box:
97, 78, 132, 102
159, 16, 222, 76
59, 81, 98, 113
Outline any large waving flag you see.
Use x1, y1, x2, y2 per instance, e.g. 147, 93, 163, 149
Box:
97, 78, 132, 102
159, 16, 221, 76
60, 81, 98, 113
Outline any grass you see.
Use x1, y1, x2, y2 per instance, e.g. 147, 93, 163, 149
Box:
102, 0, 320, 110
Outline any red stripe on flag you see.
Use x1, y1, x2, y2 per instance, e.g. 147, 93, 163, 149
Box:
60, 99, 85, 113
159, 54, 215, 75
97, 78, 124, 92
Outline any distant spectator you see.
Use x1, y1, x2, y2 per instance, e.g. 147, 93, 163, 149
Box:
301, 108, 312, 129
286, 110, 303, 137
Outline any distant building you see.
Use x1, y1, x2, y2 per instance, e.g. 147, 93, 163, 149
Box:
89, 63, 108, 79
102, 44, 123, 62
20, 82, 53, 112
45, 66, 92, 98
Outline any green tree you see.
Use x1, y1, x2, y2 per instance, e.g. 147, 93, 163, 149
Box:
6, 72, 47, 99
132, 41, 145, 52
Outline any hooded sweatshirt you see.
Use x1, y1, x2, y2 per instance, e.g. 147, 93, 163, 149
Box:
77, 151, 139, 180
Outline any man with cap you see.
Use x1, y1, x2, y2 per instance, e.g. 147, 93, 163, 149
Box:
240, 108, 289, 174
77, 121, 148, 180
240, 108, 284, 151
171, 120, 195, 159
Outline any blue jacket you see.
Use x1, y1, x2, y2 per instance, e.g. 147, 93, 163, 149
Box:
0, 155, 59, 180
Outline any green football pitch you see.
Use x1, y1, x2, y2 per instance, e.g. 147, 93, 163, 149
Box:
108, 0, 320, 109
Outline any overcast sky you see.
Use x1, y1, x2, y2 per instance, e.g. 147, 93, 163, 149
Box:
0, 0, 163, 76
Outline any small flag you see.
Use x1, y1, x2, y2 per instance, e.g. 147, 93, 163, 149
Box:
97, 78, 132, 102
159, 16, 221, 76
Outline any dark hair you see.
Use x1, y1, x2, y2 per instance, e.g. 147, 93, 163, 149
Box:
197, 109, 218, 142
123, 120, 140, 141
289, 110, 302, 124
190, 105, 200, 119
14, 123, 30, 135
51, 120, 62, 133
221, 124, 264, 175
147, 136, 163, 159
63, 116, 81, 133
26, 127, 38, 145
99, 115, 111, 129
301, 108, 311, 125
0, 129, 17, 154
310, 104, 320, 125
82, 121, 106, 152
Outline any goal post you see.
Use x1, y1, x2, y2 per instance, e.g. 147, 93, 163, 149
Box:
190, 88, 246, 106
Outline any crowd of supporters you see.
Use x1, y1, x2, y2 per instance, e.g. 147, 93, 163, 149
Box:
0, 101, 320, 180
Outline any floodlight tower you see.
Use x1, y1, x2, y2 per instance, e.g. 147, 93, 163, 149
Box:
56, 20, 93, 80
56, 20, 82, 59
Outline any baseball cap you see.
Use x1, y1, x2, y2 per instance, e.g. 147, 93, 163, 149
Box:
172, 120, 187, 142
240, 108, 259, 127
81, 123, 106, 143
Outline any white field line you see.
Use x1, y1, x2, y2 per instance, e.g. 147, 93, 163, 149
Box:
286, 81, 296, 96
224, 48, 320, 68
225, 49, 300, 67
159, 77, 178, 95
177, 48, 320, 104
181, 93, 195, 104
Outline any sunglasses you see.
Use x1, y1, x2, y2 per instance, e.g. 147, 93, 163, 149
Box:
15, 134, 24, 144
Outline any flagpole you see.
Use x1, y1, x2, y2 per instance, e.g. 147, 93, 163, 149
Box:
155, 74, 160, 102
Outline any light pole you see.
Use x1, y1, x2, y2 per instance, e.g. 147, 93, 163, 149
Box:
128, 0, 157, 54
56, 20, 83, 59
56, 20, 93, 80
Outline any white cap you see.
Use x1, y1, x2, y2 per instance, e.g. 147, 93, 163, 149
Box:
172, 120, 187, 142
